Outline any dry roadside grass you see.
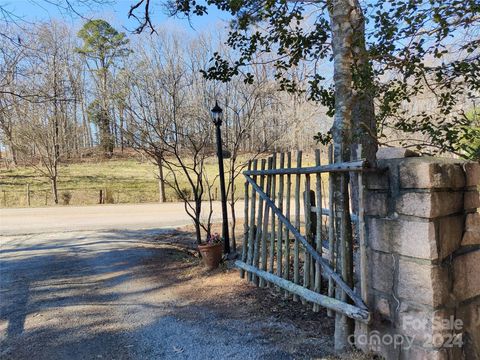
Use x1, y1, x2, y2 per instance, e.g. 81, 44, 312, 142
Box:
0, 150, 322, 208
1, 157, 227, 207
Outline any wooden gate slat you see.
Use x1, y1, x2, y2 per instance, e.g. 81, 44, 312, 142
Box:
268, 153, 277, 276
357, 146, 368, 303
303, 174, 312, 304
260, 157, 273, 287
244, 160, 367, 176
327, 146, 336, 316
236, 260, 370, 323
284, 152, 292, 298
276, 153, 285, 279
244, 174, 368, 311
293, 151, 302, 301
252, 159, 266, 286
313, 148, 323, 312
240, 160, 252, 279
246, 159, 258, 281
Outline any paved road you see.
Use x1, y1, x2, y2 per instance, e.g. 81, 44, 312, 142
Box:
0, 203, 333, 359
0, 200, 323, 360
0, 202, 243, 235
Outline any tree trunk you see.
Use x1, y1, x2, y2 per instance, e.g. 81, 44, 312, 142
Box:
194, 205, 202, 245
112, 105, 118, 149
349, 0, 377, 216
194, 197, 203, 244
230, 177, 237, 253
157, 156, 166, 203
194, 221, 202, 245
61, 102, 69, 158
1, 124, 18, 165
119, 106, 125, 152
100, 109, 113, 157
73, 98, 79, 157
101, 69, 113, 157
10, 143, 18, 166
51, 176, 58, 205
350, 3, 377, 164
328, 0, 357, 352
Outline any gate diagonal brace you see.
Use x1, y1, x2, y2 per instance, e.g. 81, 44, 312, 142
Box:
244, 174, 368, 311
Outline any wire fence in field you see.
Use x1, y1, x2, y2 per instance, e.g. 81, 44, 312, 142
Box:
0, 154, 322, 208
0, 184, 231, 208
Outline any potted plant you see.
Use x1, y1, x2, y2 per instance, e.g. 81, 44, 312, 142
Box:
198, 232, 223, 270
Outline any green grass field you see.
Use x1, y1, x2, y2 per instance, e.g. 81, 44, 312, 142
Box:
0, 152, 321, 208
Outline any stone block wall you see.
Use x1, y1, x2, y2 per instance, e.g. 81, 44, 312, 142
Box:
355, 154, 480, 360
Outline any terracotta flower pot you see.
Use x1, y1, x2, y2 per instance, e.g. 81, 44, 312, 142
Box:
198, 242, 223, 270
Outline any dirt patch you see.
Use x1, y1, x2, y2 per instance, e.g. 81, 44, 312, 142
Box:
143, 227, 373, 360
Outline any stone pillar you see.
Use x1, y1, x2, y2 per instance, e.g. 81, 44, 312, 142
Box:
354, 150, 480, 360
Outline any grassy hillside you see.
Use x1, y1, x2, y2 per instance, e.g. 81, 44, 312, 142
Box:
0, 151, 320, 208
2, 160, 152, 207
1, 158, 228, 207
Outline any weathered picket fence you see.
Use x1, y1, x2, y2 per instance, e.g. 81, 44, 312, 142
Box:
235, 147, 371, 323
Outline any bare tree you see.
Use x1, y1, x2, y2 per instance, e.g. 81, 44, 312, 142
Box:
123, 31, 218, 243
12, 22, 78, 203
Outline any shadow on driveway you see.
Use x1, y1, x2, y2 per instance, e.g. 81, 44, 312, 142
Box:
0, 228, 336, 360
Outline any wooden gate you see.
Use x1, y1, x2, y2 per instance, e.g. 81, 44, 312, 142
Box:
235, 147, 370, 323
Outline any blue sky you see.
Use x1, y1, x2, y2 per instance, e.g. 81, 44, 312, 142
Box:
1, 0, 229, 33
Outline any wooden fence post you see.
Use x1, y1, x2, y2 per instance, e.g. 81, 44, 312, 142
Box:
293, 150, 302, 301
303, 175, 312, 304
327, 145, 335, 316
284, 152, 292, 297
260, 157, 273, 287
246, 159, 258, 281
276, 153, 285, 280
356, 145, 368, 303
313, 149, 323, 312
268, 153, 277, 276
26, 184, 31, 207
240, 160, 252, 278
252, 159, 266, 286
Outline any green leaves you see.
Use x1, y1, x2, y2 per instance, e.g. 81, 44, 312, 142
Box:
169, 0, 479, 158
77, 19, 131, 68
78, 19, 130, 156
457, 110, 480, 160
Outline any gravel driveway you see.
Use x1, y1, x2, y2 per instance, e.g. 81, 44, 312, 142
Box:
0, 225, 341, 360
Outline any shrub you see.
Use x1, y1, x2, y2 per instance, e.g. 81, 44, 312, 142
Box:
104, 188, 115, 204
179, 187, 192, 200
61, 191, 72, 205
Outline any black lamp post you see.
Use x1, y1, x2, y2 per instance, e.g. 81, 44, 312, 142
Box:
211, 101, 231, 255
